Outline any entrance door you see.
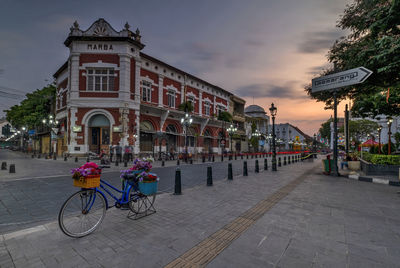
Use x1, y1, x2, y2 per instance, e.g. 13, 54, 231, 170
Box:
90, 127, 100, 153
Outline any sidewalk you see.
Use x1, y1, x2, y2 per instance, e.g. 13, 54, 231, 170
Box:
1, 157, 399, 267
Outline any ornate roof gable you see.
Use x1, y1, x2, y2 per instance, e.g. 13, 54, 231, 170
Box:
65, 18, 144, 48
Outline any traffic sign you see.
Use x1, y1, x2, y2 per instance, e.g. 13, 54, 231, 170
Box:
312, 67, 372, 93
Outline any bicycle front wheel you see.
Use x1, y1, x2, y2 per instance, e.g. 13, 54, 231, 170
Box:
58, 189, 106, 238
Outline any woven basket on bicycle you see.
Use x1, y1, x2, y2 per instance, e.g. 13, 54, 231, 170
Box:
71, 162, 102, 188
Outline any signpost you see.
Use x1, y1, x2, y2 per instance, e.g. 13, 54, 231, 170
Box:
312, 66, 372, 177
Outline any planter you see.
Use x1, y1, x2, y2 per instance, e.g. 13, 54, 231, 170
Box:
139, 181, 158, 195
360, 159, 400, 176
348, 161, 360, 171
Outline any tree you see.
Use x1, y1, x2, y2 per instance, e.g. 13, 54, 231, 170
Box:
217, 111, 233, 122
339, 119, 378, 142
178, 101, 194, 113
305, 0, 400, 109
319, 118, 332, 143
4, 84, 56, 129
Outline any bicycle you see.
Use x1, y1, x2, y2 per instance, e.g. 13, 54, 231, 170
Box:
58, 166, 157, 238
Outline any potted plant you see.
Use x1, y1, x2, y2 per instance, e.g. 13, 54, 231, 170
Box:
71, 162, 102, 188
120, 158, 159, 195
347, 153, 360, 172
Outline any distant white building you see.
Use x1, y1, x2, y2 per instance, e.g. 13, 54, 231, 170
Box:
275, 123, 312, 151
244, 105, 270, 152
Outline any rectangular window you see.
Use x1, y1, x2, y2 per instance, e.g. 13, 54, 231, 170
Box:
168, 91, 175, 108
86, 68, 115, 91
187, 96, 194, 109
142, 81, 152, 102
217, 105, 225, 116
204, 102, 210, 116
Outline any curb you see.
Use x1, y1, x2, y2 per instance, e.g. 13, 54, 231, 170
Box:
346, 173, 400, 187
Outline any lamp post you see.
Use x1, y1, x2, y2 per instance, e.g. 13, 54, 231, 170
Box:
269, 103, 277, 171
387, 118, 393, 155
227, 124, 237, 154
377, 126, 382, 154
180, 112, 193, 163
251, 129, 261, 152
42, 115, 59, 157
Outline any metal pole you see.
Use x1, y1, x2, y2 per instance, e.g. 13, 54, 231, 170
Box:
272, 116, 277, 171
333, 91, 339, 176
345, 104, 349, 154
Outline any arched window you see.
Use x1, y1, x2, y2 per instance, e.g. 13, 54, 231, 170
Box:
166, 124, 177, 134
140, 121, 155, 132
89, 114, 110, 127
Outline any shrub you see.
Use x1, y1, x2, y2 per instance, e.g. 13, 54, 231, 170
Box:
361, 152, 373, 162
370, 155, 400, 165
381, 141, 395, 155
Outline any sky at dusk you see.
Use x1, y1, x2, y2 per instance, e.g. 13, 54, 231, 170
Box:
0, 0, 353, 135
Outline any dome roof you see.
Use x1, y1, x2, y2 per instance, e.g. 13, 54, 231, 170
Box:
245, 105, 266, 114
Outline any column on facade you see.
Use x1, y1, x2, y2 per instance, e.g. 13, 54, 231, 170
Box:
213, 96, 216, 115
134, 109, 140, 154
199, 92, 202, 115
134, 60, 141, 105
69, 54, 80, 100
68, 107, 78, 153
119, 54, 131, 100
158, 75, 163, 107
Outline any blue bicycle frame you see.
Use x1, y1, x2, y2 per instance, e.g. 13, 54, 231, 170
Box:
83, 178, 137, 210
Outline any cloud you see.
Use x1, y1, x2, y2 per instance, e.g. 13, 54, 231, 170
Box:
235, 81, 307, 99
297, 30, 344, 54
306, 64, 331, 75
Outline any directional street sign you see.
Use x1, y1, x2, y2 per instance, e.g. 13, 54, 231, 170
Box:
312, 67, 373, 93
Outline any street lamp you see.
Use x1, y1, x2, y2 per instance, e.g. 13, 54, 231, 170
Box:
387, 118, 393, 155
377, 126, 382, 154
42, 115, 59, 157
251, 129, 261, 152
269, 103, 277, 171
227, 124, 237, 154
180, 112, 193, 163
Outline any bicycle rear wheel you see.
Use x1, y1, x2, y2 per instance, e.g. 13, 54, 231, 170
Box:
58, 189, 106, 238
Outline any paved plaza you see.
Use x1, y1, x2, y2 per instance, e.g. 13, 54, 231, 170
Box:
0, 154, 399, 267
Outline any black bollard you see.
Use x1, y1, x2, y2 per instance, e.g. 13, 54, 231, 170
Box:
31, 154, 34, 158
115, 161, 119, 166
177, 159, 180, 165
235, 154, 237, 160
202, 156, 205, 163
162, 160, 165, 167
9, 164, 15, 173
190, 159, 193, 164
221, 155, 224, 162
174, 168, 182, 195
255, 160, 259, 173
75, 156, 78, 162
124, 161, 127, 167
264, 158, 268, 170
255, 154, 258, 159
53, 154, 57, 160
1, 162, 6, 170
292, 156, 294, 163
212, 155, 215, 162
86, 157, 89, 163
278, 157, 282, 167
241, 155, 243, 160
251, 154, 254, 159
229, 155, 232, 161
64, 156, 67, 161
243, 161, 248, 176
247, 154, 249, 159
207, 166, 213, 186
288, 156, 291, 164
283, 156, 287, 165
228, 163, 233, 180
38, 154, 41, 159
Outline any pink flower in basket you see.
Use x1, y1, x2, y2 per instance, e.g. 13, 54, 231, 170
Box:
71, 162, 101, 179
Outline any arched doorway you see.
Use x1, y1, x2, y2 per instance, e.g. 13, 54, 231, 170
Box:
203, 129, 213, 153
88, 114, 110, 154
165, 124, 177, 154
140, 121, 155, 153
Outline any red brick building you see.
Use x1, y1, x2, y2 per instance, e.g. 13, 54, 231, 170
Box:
54, 19, 245, 156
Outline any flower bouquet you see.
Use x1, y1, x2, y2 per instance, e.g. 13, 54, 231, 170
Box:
71, 162, 102, 188
120, 158, 159, 195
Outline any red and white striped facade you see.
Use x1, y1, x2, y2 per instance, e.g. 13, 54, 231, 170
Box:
54, 19, 244, 156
